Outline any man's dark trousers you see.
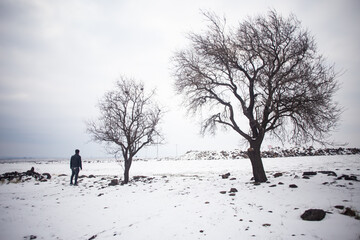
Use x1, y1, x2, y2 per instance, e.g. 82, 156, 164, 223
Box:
71, 167, 80, 185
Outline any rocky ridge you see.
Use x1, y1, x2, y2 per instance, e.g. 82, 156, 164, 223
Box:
180, 147, 360, 160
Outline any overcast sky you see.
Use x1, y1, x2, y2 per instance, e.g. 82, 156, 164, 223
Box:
0, 0, 359, 159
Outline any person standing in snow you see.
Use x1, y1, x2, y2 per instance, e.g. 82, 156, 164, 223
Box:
70, 149, 82, 185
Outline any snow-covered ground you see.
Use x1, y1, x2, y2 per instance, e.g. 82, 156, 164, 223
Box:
0, 155, 359, 240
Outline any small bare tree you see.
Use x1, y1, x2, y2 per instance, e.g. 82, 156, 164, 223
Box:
173, 11, 341, 182
87, 77, 163, 184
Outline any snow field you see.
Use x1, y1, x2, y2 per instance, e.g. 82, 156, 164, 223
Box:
0, 155, 359, 239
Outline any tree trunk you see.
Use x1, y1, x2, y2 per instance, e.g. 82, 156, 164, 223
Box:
247, 144, 267, 183
123, 158, 132, 184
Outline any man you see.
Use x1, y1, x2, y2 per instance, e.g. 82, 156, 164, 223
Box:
70, 149, 82, 185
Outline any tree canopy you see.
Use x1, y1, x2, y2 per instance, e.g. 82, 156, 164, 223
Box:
173, 10, 341, 182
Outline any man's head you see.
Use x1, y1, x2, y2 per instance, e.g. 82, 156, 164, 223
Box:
75, 149, 80, 154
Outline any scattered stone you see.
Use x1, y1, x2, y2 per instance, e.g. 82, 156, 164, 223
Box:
273, 173, 283, 178
133, 175, 147, 181
318, 171, 337, 176
0, 168, 50, 183
303, 171, 317, 176
289, 184, 298, 188
229, 188, 238, 193
42, 173, 51, 179
334, 205, 345, 210
24, 235, 37, 240
219, 191, 227, 194
88, 235, 97, 240
88, 175, 96, 178
278, 182, 284, 185
253, 182, 261, 186
108, 179, 119, 186
301, 209, 326, 221
199, 230, 204, 233
262, 223, 271, 227
269, 184, 277, 187
229, 177, 237, 180
337, 175, 357, 181
204, 201, 210, 204
229, 193, 236, 196
342, 207, 356, 217
221, 173, 231, 179
98, 193, 104, 197
302, 176, 310, 179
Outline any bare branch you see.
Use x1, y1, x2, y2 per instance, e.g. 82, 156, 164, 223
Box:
87, 76, 163, 160
173, 10, 341, 147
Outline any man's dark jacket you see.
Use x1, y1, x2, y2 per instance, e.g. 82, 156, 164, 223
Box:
70, 153, 82, 169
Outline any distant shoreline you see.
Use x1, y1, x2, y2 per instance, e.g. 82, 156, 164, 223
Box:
1, 147, 359, 163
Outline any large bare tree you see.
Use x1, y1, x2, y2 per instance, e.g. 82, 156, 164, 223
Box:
172, 11, 341, 182
87, 77, 163, 184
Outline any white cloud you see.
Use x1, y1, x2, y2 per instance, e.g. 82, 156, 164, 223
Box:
0, 0, 359, 158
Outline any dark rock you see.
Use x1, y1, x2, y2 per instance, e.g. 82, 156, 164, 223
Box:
303, 171, 317, 176
302, 176, 310, 179
221, 173, 231, 179
26, 168, 34, 176
24, 235, 37, 240
133, 175, 147, 181
334, 205, 344, 210
342, 207, 356, 217
229, 193, 236, 196
229, 188, 238, 193
1, 168, 51, 183
289, 184, 298, 188
301, 209, 326, 221
345, 175, 357, 181
318, 171, 337, 177
278, 182, 284, 185
108, 179, 119, 186
219, 191, 227, 194
273, 172, 283, 178
88, 235, 97, 240
269, 184, 277, 187
88, 175, 96, 178
42, 173, 51, 179
337, 175, 358, 181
